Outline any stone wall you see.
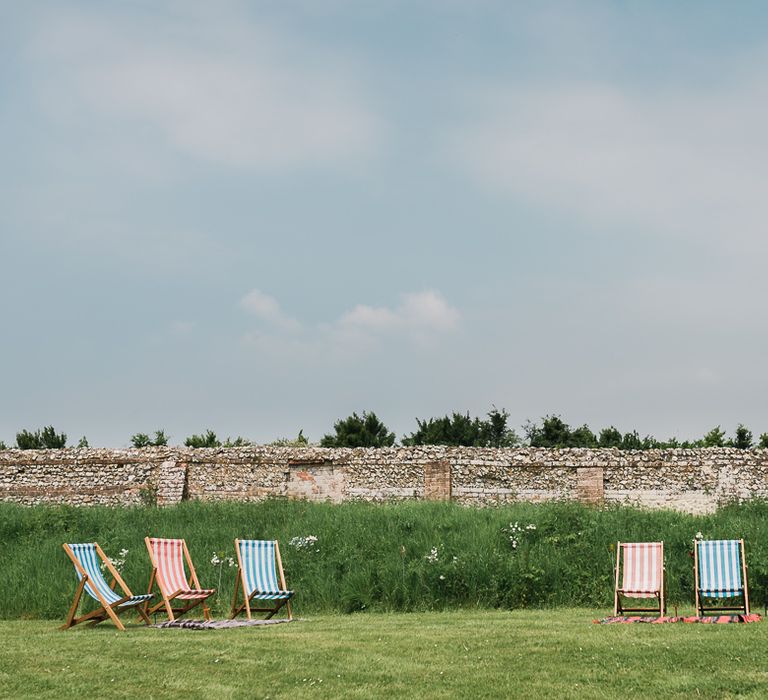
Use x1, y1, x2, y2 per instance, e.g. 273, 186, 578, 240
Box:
1, 446, 767, 513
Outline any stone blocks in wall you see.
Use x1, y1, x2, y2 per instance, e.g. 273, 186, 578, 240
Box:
2, 446, 768, 513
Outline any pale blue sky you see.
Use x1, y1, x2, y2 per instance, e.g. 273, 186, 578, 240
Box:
2, 1, 768, 447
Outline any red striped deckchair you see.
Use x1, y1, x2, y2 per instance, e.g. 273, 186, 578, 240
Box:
613, 542, 665, 616
61, 542, 152, 631
694, 539, 750, 616
230, 539, 294, 620
144, 537, 215, 622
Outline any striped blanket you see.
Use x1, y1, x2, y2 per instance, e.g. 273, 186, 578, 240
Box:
595, 614, 761, 624
153, 618, 297, 630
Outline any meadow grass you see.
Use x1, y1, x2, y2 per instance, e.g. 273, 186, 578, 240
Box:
1, 610, 768, 699
3, 499, 768, 619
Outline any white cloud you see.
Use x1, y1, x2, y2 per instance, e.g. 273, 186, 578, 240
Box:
30, 8, 382, 170
240, 289, 300, 331
338, 290, 459, 333
452, 76, 768, 247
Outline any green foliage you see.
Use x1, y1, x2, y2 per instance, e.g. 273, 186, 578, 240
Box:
702, 425, 726, 447
733, 424, 753, 449
271, 430, 310, 447
184, 430, 221, 448
3, 499, 768, 620
222, 436, 253, 447
320, 412, 395, 447
598, 426, 622, 448
526, 415, 597, 448
15, 426, 67, 449
759, 433, 768, 448
403, 407, 519, 447
131, 430, 169, 448
0, 440, 6, 450
76, 436, 89, 448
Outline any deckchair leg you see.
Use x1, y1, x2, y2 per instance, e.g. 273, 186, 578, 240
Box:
613, 542, 621, 616
60, 577, 87, 631
102, 603, 126, 632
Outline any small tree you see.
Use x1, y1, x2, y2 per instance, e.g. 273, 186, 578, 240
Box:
759, 433, 768, 449
16, 426, 67, 449
271, 430, 310, 447
185, 430, 221, 448
619, 430, 644, 450
321, 412, 395, 448
77, 436, 89, 448
131, 430, 170, 447
222, 436, 253, 447
569, 424, 598, 448
598, 426, 623, 448
525, 415, 572, 448
0, 440, 6, 450
733, 424, 753, 449
702, 426, 726, 448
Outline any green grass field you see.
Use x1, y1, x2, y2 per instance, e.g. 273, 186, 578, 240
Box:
1, 610, 767, 699
4, 499, 768, 618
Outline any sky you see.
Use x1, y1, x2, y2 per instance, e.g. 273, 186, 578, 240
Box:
2, 0, 768, 448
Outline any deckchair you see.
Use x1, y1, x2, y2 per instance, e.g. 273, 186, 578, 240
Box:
231, 539, 294, 620
144, 537, 215, 622
61, 543, 152, 631
694, 539, 750, 616
613, 541, 665, 616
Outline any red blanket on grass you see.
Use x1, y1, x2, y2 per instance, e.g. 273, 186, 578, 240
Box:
595, 614, 761, 624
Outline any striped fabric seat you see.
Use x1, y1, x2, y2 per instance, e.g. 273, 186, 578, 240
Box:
231, 538, 293, 620
145, 537, 215, 622
61, 542, 152, 631
67, 543, 152, 608
238, 540, 294, 600
613, 541, 665, 616
697, 540, 744, 598
148, 537, 215, 599
619, 542, 663, 598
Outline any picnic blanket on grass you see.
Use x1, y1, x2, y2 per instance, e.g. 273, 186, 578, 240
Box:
595, 614, 761, 624
153, 618, 298, 630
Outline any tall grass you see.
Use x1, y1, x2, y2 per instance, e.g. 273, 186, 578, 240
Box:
2, 499, 768, 619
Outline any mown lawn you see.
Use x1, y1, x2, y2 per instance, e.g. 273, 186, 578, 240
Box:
1, 610, 767, 699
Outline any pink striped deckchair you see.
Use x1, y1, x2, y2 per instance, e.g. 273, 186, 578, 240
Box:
144, 537, 215, 621
613, 541, 665, 616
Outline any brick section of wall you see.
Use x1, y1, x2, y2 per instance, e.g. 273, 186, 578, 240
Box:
423, 461, 451, 501
2, 446, 768, 513
576, 467, 604, 505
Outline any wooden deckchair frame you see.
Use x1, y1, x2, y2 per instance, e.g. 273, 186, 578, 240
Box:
613, 541, 666, 617
143, 537, 214, 622
230, 539, 293, 621
694, 538, 750, 616
61, 542, 151, 632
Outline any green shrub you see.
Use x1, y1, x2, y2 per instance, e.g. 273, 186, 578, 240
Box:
15, 426, 67, 449
184, 430, 221, 448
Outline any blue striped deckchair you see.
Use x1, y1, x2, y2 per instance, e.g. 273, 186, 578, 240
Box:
61, 543, 153, 631
231, 539, 294, 620
694, 539, 750, 616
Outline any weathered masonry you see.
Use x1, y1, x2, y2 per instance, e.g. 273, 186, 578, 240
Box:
1, 446, 768, 514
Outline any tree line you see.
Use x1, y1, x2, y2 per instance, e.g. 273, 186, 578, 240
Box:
2, 411, 768, 450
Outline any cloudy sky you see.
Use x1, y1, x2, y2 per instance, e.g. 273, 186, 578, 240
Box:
2, 1, 767, 447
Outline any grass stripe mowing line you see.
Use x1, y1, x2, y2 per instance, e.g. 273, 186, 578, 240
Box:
1, 611, 768, 698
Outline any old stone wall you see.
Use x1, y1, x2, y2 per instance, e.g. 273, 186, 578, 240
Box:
1, 446, 767, 513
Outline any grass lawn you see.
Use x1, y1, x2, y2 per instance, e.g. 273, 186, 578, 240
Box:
1, 610, 768, 699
